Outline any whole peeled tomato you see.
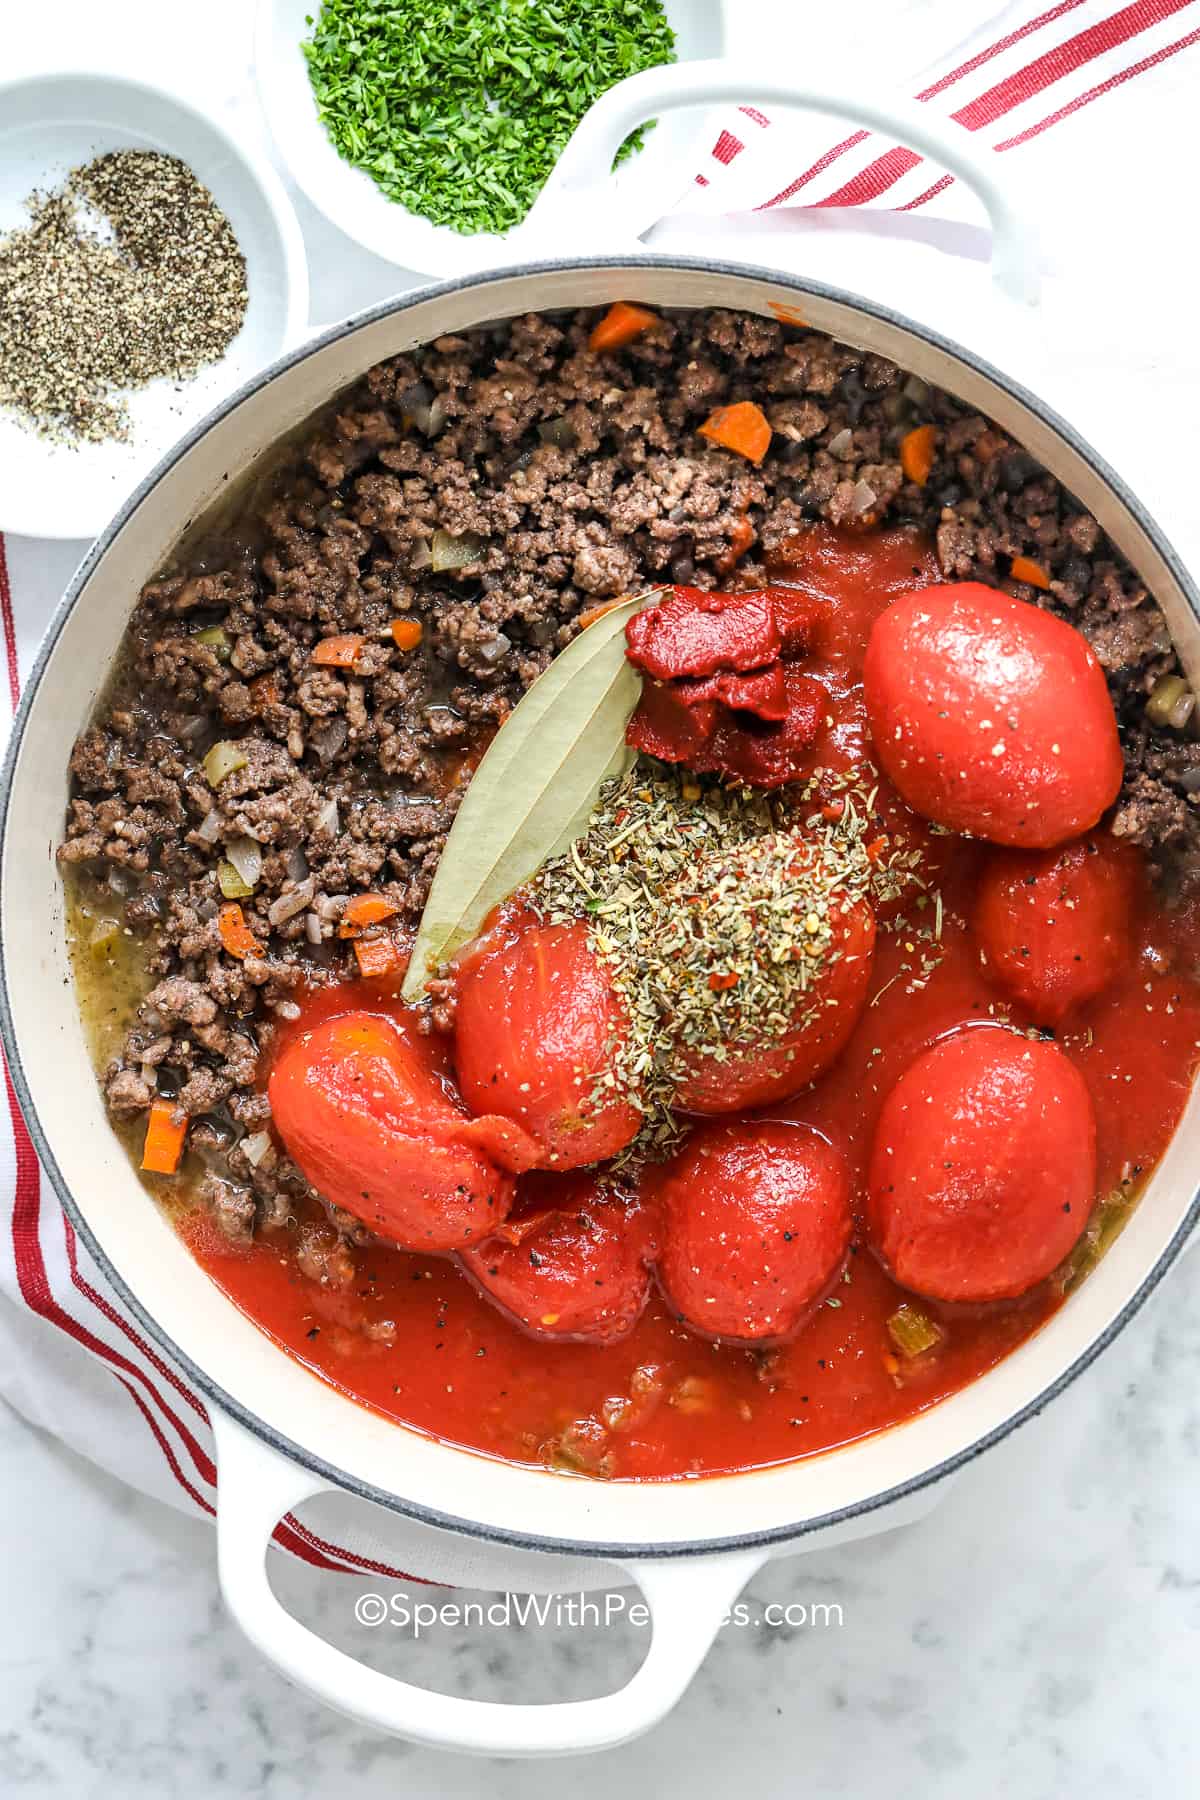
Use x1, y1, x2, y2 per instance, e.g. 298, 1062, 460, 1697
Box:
656, 1121, 853, 1342
864, 582, 1122, 847
268, 1010, 540, 1252
454, 921, 642, 1169
459, 1172, 660, 1345
974, 834, 1142, 1026
867, 1028, 1095, 1303
673, 892, 876, 1114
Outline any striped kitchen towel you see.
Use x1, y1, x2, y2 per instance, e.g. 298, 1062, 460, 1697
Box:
683, 0, 1199, 220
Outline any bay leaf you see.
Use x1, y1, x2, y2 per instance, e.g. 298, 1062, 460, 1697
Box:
401, 593, 652, 1001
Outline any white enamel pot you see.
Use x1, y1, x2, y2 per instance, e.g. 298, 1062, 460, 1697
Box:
3, 68, 1200, 1760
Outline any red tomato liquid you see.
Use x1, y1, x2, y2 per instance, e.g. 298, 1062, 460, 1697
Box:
182, 529, 1200, 1480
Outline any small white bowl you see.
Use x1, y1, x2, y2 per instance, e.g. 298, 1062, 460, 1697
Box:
254, 0, 728, 277
0, 72, 309, 542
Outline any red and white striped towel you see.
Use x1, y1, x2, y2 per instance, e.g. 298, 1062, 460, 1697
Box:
3, 0, 1199, 1574
681, 0, 1200, 220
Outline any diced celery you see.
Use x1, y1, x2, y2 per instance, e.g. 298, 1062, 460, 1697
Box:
195, 625, 231, 661
203, 740, 248, 787
217, 859, 255, 900
887, 1304, 943, 1358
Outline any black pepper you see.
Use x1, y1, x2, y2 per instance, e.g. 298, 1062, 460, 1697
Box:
0, 150, 248, 445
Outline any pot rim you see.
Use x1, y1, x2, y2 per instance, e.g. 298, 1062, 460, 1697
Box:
4, 253, 1198, 1561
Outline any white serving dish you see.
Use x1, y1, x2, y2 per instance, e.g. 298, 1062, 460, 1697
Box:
253, 0, 728, 276
0, 71, 309, 541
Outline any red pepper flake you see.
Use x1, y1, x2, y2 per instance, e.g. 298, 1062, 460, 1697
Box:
865, 837, 888, 863
708, 972, 739, 992
821, 801, 844, 822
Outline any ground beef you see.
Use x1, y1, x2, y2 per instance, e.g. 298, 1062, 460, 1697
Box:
60, 304, 1200, 1246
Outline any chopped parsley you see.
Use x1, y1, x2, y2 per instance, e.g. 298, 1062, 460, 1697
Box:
302, 0, 677, 236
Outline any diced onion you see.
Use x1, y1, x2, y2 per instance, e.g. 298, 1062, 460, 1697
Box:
225, 835, 262, 890
202, 740, 248, 787
426, 395, 448, 437
241, 1129, 275, 1169
902, 374, 931, 405
140, 1061, 159, 1091
314, 797, 341, 837
537, 415, 577, 449
194, 807, 223, 845
285, 845, 310, 882
431, 529, 483, 573
217, 860, 255, 901
827, 427, 854, 459
305, 910, 325, 946
851, 479, 878, 515
268, 877, 316, 926
479, 632, 511, 664
410, 538, 433, 572
1171, 691, 1197, 731
399, 381, 435, 434
271, 999, 302, 1022
310, 719, 348, 764
90, 917, 120, 951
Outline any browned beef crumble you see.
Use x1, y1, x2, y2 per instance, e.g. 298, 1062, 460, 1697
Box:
58, 305, 1200, 1263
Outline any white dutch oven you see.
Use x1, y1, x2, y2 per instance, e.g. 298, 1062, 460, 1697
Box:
3, 68, 1199, 1760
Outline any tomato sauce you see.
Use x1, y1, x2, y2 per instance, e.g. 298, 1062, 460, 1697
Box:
182, 528, 1200, 1481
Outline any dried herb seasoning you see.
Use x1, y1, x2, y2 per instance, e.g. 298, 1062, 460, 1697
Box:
302, 0, 677, 236
528, 761, 945, 1158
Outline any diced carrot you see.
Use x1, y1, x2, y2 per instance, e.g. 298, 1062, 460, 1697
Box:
142, 1098, 188, 1175
899, 424, 937, 486
339, 894, 400, 938
1010, 555, 1052, 591
354, 933, 401, 978
311, 634, 365, 669
578, 596, 633, 630
588, 302, 659, 353
768, 301, 813, 328
218, 903, 261, 960
250, 674, 280, 709
697, 402, 772, 466
719, 513, 756, 572
390, 618, 423, 651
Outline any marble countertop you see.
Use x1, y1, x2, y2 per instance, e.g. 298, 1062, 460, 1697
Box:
5, 3, 1200, 1794
5, 1242, 1200, 1797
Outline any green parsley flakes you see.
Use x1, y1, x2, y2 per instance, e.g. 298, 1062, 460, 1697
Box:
301, 0, 677, 237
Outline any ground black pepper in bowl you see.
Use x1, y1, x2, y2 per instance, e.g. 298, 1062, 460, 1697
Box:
0, 149, 248, 445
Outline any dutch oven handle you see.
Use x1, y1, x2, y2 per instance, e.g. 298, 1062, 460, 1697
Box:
522, 60, 1039, 308
212, 1412, 768, 1756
